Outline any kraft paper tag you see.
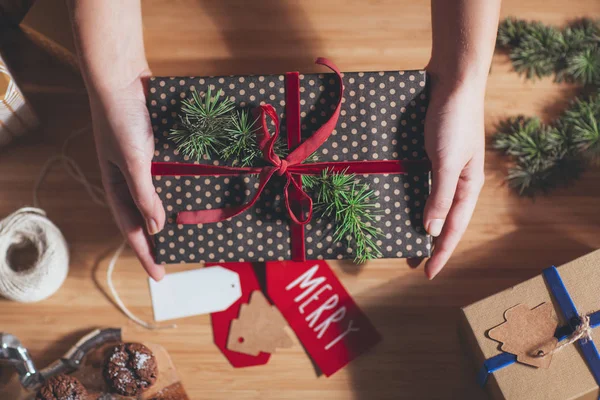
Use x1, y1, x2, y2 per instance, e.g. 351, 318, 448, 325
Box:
227, 291, 293, 356
266, 260, 381, 377
488, 303, 558, 368
209, 263, 271, 368
149, 265, 242, 321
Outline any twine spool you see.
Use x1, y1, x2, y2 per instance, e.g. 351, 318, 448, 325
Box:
0, 207, 69, 302
0, 125, 173, 328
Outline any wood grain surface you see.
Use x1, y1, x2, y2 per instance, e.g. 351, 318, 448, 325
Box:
1, 1, 600, 399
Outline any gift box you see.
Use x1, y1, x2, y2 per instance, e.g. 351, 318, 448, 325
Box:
148, 59, 431, 264
460, 249, 600, 400
0, 0, 77, 148
0, 53, 38, 147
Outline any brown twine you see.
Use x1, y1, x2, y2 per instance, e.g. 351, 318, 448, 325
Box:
533, 315, 592, 358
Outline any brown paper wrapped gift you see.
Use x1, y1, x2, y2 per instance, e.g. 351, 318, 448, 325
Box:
460, 249, 600, 400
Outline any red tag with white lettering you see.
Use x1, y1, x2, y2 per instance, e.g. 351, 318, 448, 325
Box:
266, 260, 381, 377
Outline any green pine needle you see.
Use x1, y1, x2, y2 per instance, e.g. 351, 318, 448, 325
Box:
221, 110, 288, 166
181, 87, 236, 121
169, 88, 234, 161
565, 48, 600, 85
498, 18, 600, 84
497, 17, 540, 48
222, 110, 261, 166
493, 93, 600, 195
493, 117, 545, 158
494, 18, 600, 195
569, 104, 600, 164
306, 169, 383, 263
509, 24, 565, 79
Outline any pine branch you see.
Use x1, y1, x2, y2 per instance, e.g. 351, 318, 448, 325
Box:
171, 89, 288, 165
498, 18, 600, 84
307, 170, 383, 263
169, 88, 234, 161
565, 48, 600, 85
509, 24, 565, 80
565, 95, 600, 164
497, 17, 541, 48
222, 110, 262, 166
493, 93, 600, 195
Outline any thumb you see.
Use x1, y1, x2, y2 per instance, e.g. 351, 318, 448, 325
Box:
122, 159, 165, 236
424, 162, 460, 237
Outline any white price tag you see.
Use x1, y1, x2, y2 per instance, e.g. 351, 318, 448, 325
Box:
149, 266, 242, 321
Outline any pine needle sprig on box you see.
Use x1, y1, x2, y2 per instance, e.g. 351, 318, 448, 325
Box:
222, 110, 262, 166
221, 109, 289, 166
171, 89, 287, 165
170, 88, 234, 161
307, 169, 383, 263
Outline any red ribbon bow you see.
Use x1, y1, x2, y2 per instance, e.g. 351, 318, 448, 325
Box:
151, 58, 431, 261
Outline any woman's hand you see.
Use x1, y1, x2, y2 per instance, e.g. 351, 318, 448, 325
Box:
89, 75, 166, 281
69, 0, 166, 280
422, 74, 486, 279
423, 0, 500, 279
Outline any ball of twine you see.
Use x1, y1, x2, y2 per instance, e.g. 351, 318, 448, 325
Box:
0, 207, 69, 302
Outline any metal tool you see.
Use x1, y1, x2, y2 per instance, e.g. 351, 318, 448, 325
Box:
0, 328, 121, 391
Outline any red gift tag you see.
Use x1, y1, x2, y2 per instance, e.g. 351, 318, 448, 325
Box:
266, 260, 381, 377
209, 262, 271, 368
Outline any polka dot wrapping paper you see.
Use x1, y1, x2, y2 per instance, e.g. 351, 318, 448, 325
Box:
148, 68, 431, 264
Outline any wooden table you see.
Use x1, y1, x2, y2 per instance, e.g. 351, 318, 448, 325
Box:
1, 1, 600, 399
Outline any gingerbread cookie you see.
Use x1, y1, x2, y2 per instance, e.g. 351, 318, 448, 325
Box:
35, 374, 87, 400
104, 342, 158, 396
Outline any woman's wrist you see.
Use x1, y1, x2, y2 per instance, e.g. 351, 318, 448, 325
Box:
427, 67, 488, 108
426, 56, 490, 98
82, 60, 151, 102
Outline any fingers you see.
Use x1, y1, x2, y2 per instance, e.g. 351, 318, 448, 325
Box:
425, 166, 484, 279
122, 158, 166, 236
103, 168, 166, 281
423, 162, 461, 237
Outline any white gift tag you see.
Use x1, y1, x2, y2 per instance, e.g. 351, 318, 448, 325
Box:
149, 266, 242, 321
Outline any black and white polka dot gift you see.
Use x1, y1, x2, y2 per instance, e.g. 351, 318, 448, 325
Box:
148, 64, 431, 264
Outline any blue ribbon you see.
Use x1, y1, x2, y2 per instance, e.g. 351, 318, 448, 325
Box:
477, 266, 600, 388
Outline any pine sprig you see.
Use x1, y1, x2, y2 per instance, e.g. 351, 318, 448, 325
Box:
493, 18, 600, 195
564, 95, 600, 164
170, 88, 234, 161
222, 110, 261, 166
307, 170, 383, 263
498, 17, 600, 84
493, 94, 600, 195
171, 89, 287, 165
497, 17, 541, 48
565, 48, 600, 85
509, 24, 566, 79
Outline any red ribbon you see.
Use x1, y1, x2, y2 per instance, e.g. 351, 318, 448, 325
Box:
151, 58, 431, 261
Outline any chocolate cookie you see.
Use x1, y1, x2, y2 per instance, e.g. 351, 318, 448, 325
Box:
149, 382, 189, 400
104, 342, 158, 396
36, 374, 88, 400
